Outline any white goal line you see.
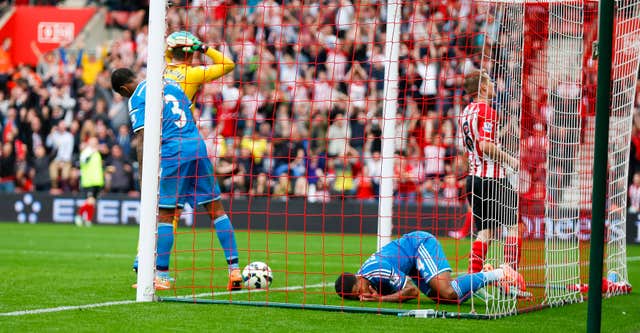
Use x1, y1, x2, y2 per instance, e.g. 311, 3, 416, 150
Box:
0, 282, 330, 317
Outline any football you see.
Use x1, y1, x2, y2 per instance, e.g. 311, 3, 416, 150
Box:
242, 261, 273, 289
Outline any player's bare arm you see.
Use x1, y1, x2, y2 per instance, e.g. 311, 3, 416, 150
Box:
478, 140, 519, 170
358, 277, 420, 303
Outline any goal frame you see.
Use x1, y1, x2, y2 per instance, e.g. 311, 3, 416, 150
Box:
134, 0, 633, 322
135, 0, 167, 302
587, 0, 615, 330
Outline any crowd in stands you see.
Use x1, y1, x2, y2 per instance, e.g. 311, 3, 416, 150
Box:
0, 0, 638, 210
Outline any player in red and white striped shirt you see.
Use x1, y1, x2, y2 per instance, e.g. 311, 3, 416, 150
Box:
458, 69, 528, 299
459, 71, 517, 179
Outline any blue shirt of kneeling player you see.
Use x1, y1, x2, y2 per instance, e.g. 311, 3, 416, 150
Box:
335, 231, 526, 303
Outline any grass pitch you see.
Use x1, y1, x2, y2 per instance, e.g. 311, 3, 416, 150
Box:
0, 223, 638, 332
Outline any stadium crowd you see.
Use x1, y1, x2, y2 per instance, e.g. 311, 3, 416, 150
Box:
0, 0, 638, 210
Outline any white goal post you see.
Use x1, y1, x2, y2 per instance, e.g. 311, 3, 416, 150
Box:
135, 0, 167, 302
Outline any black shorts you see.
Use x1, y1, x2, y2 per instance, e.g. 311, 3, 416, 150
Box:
465, 176, 517, 231
82, 186, 102, 199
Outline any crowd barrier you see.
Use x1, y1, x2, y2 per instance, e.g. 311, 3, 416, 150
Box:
3, 193, 638, 244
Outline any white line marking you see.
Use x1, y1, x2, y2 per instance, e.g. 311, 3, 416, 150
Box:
0, 282, 330, 317
176, 282, 328, 300
0, 301, 137, 317
627, 256, 640, 262
0, 249, 131, 259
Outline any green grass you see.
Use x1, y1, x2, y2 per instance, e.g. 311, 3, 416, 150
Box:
0, 223, 638, 332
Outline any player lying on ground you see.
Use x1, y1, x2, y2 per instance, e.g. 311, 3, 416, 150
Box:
111, 68, 243, 291
335, 231, 527, 303
458, 69, 529, 299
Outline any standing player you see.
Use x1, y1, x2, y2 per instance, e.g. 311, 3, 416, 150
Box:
111, 68, 242, 291
163, 31, 241, 287
74, 137, 104, 227
458, 69, 529, 298
335, 231, 526, 303
164, 30, 235, 108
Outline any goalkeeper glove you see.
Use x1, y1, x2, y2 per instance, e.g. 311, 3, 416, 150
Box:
166, 31, 204, 53
189, 40, 208, 53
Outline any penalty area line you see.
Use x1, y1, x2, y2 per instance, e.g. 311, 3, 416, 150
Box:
179, 282, 330, 300
0, 282, 330, 317
0, 300, 136, 317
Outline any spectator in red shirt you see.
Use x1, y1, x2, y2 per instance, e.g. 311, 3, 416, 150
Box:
394, 149, 421, 203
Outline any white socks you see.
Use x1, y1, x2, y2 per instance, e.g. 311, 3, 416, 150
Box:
483, 268, 505, 282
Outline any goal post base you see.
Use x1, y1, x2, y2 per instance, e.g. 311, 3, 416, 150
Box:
159, 296, 515, 319
158, 297, 403, 315
397, 309, 503, 319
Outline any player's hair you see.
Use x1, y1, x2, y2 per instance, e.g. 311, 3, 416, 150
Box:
170, 47, 192, 61
335, 273, 359, 300
111, 68, 136, 96
464, 69, 491, 96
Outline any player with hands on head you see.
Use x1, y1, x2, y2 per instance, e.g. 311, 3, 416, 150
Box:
163, 30, 242, 289
458, 69, 529, 299
166, 31, 203, 53
111, 68, 242, 291
335, 231, 526, 303
164, 30, 241, 288
164, 30, 235, 105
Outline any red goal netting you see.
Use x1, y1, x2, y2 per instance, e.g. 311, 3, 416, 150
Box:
145, 0, 637, 318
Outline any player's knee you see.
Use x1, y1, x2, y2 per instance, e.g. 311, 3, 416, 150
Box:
205, 202, 226, 218
210, 208, 226, 218
439, 287, 459, 300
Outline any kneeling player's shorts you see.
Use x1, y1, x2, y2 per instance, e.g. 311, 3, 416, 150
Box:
158, 157, 221, 209
404, 231, 453, 296
465, 176, 517, 231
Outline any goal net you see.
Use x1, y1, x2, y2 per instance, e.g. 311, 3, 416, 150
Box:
136, 0, 639, 318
